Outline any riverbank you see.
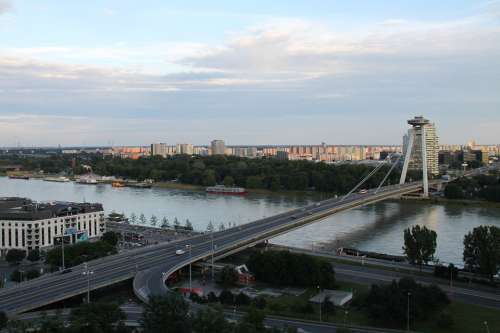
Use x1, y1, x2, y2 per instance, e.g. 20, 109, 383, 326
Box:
396, 195, 500, 208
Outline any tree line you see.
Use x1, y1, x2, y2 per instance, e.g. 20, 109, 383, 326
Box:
444, 173, 500, 202
1, 153, 416, 194
0, 294, 300, 333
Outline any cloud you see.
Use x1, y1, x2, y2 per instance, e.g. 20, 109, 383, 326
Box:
1, 10, 500, 145
0, 0, 11, 15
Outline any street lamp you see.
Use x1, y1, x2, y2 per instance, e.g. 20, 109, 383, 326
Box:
186, 244, 192, 293
317, 285, 322, 322
82, 262, 94, 304
484, 321, 490, 333
211, 232, 217, 282
407, 292, 411, 332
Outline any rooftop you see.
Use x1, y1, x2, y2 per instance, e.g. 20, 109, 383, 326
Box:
0, 197, 103, 221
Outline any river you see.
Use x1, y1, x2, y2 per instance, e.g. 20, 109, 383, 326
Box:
1, 176, 499, 265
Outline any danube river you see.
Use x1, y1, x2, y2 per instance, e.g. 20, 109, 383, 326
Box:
1, 177, 499, 265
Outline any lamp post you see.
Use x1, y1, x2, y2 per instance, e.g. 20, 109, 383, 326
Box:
186, 244, 192, 292
407, 292, 411, 332
317, 285, 322, 322
82, 262, 94, 304
211, 231, 215, 282
484, 321, 490, 333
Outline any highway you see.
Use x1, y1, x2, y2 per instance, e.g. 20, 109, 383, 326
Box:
0, 181, 425, 315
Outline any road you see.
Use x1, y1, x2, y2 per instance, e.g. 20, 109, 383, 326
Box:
0, 181, 426, 315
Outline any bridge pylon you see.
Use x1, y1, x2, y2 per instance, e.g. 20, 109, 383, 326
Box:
399, 116, 431, 197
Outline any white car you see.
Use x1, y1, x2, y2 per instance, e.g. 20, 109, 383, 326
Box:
175, 249, 186, 255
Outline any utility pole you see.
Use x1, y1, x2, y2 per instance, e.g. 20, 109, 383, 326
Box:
186, 244, 192, 292
82, 262, 94, 304
407, 292, 411, 332
317, 285, 322, 322
211, 232, 215, 282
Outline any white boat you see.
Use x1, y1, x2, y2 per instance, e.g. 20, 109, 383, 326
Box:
76, 177, 98, 185
43, 176, 70, 183
206, 185, 247, 195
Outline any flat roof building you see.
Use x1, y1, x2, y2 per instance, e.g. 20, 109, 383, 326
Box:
0, 198, 105, 256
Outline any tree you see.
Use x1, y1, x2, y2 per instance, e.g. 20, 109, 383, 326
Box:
223, 176, 235, 187
129, 213, 137, 224
192, 307, 232, 333
150, 215, 158, 227
27, 249, 40, 262
219, 266, 238, 287
161, 217, 170, 229
321, 296, 335, 319
141, 294, 191, 333
235, 292, 251, 306
403, 225, 437, 266
70, 302, 127, 333
207, 221, 214, 232
218, 223, 225, 231
203, 170, 217, 186
174, 217, 180, 228
10, 270, 23, 283
139, 213, 147, 225
219, 290, 235, 305
237, 307, 266, 333
0, 311, 7, 330
444, 183, 464, 199
26, 269, 40, 280
5, 249, 26, 264
463, 225, 500, 280
185, 219, 193, 230
101, 231, 119, 247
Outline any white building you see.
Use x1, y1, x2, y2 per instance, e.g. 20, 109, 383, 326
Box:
0, 198, 105, 256
176, 143, 194, 155
151, 143, 168, 157
211, 140, 226, 155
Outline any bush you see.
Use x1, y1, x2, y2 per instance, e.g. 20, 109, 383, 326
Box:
219, 290, 234, 305
235, 292, 251, 306
206, 291, 218, 303
252, 296, 267, 309
101, 231, 120, 247
45, 240, 115, 268
0, 311, 7, 329
365, 278, 449, 327
218, 266, 238, 287
290, 300, 314, 314
10, 270, 22, 282
26, 269, 40, 280
436, 311, 454, 329
247, 250, 335, 289
434, 264, 458, 280
27, 249, 40, 262
5, 249, 26, 264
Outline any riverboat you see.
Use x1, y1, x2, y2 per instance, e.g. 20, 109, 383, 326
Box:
206, 185, 247, 195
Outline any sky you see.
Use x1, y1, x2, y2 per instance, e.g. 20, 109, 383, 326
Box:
0, 0, 499, 146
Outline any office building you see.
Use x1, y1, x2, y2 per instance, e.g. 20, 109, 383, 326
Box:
0, 197, 105, 256
211, 140, 226, 155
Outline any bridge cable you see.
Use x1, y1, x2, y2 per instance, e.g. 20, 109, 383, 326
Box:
374, 154, 402, 194
340, 160, 389, 202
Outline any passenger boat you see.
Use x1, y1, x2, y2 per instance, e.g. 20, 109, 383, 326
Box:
206, 185, 247, 195
43, 176, 70, 182
8, 175, 29, 180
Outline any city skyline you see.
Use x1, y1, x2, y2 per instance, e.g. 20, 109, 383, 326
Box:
1, 1, 500, 145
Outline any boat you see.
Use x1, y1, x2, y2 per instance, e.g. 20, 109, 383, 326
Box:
75, 176, 98, 185
111, 181, 125, 188
206, 185, 247, 195
43, 176, 70, 182
8, 175, 30, 180
126, 182, 152, 189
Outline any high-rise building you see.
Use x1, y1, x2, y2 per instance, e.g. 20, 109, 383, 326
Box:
402, 116, 439, 176
176, 143, 194, 155
151, 143, 168, 157
211, 140, 226, 155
